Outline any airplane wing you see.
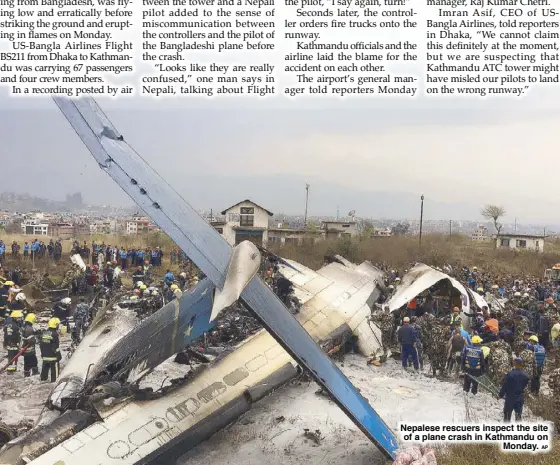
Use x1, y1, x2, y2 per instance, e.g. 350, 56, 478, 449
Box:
52, 97, 398, 459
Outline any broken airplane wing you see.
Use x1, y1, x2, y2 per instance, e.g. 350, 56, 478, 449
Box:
51, 97, 398, 460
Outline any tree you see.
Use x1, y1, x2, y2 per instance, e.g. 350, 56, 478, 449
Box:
481, 204, 506, 236
360, 219, 375, 238
391, 222, 410, 236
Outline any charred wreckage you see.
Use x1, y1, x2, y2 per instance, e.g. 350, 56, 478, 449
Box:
0, 98, 403, 465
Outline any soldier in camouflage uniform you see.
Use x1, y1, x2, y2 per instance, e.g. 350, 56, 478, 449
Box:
36, 272, 56, 290
519, 346, 536, 380
486, 339, 512, 386
60, 268, 76, 290
370, 309, 395, 355
547, 367, 560, 431
513, 315, 530, 355
417, 314, 448, 376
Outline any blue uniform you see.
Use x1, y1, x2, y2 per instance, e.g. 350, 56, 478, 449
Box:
526, 343, 546, 394
397, 324, 418, 370
499, 368, 530, 422
163, 272, 175, 287
461, 344, 485, 394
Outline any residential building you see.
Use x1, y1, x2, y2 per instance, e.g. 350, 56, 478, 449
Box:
125, 214, 154, 235
496, 233, 545, 253
268, 227, 324, 246
373, 228, 393, 237
50, 222, 91, 239
21, 219, 49, 236
218, 200, 273, 246
90, 219, 119, 234
472, 225, 490, 242
322, 220, 358, 238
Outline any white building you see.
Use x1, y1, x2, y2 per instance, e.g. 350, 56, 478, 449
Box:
496, 233, 545, 253
125, 215, 153, 235
472, 225, 490, 242
215, 200, 273, 246
21, 219, 49, 236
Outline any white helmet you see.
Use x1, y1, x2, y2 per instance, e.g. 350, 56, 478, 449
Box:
61, 297, 71, 305
15, 292, 26, 301
180, 272, 187, 278
151, 289, 159, 296
143, 289, 151, 295
136, 281, 144, 288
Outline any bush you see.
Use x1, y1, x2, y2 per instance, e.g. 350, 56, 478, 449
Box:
269, 234, 560, 277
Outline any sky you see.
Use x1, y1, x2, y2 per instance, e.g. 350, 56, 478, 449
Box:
1, 86, 560, 223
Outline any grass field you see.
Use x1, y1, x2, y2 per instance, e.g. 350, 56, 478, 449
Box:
3, 231, 560, 278
269, 233, 560, 277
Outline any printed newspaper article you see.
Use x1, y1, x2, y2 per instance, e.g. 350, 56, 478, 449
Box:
0, 1, 559, 465
0, 0, 558, 97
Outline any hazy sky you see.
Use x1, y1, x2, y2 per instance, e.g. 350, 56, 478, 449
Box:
1, 85, 559, 223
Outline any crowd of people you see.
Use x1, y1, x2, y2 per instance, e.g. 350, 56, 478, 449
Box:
385, 264, 560, 424
0, 236, 205, 382
0, 238, 64, 263
5, 239, 560, 428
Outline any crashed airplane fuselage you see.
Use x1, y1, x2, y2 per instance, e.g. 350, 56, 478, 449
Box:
386, 263, 472, 329
0, 97, 401, 464
4, 254, 392, 465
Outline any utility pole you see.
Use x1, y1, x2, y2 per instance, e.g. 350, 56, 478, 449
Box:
419, 194, 424, 247
514, 217, 517, 233
449, 220, 452, 237
304, 183, 310, 227
210, 209, 213, 222
336, 206, 339, 220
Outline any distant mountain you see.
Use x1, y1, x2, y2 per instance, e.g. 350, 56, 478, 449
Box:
0, 192, 80, 212
0, 191, 129, 214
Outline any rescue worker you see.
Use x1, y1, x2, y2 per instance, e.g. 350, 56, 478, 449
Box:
397, 317, 419, 371
461, 335, 486, 395
536, 308, 551, 350
21, 313, 39, 377
40, 318, 62, 382
449, 307, 463, 328
406, 298, 417, 319
178, 271, 187, 290
3, 312, 22, 374
526, 335, 546, 394
132, 266, 145, 285
10, 292, 28, 315
0, 280, 9, 318
410, 316, 423, 370
484, 312, 499, 342
472, 310, 485, 335
104, 262, 114, 288
52, 297, 71, 329
72, 297, 89, 344
499, 357, 530, 422
552, 317, 560, 347
170, 284, 182, 300
163, 270, 175, 287
486, 339, 512, 386
447, 328, 468, 374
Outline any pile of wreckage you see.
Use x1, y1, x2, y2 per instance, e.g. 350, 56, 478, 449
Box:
0, 97, 461, 465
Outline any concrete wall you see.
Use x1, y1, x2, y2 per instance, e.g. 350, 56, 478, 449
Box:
497, 236, 544, 252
